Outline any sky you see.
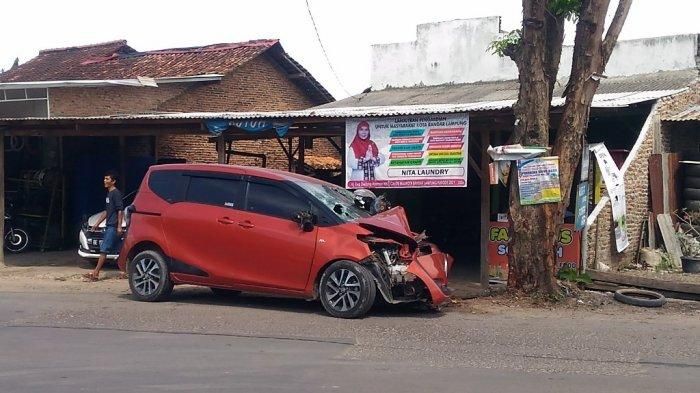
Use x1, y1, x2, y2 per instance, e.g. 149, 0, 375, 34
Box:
1, 0, 698, 99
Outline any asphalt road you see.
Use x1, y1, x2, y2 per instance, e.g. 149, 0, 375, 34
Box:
1, 287, 698, 392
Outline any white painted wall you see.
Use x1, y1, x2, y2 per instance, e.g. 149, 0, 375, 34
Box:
371, 17, 699, 89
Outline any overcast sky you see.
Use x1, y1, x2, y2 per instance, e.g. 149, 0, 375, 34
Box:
1, 0, 698, 99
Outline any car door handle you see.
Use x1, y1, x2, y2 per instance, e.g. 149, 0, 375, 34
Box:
217, 217, 235, 225
237, 220, 255, 229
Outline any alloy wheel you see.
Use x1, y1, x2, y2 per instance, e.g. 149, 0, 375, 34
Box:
324, 268, 362, 312
132, 257, 161, 296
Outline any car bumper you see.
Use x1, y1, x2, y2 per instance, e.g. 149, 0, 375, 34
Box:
407, 251, 453, 306
78, 247, 119, 260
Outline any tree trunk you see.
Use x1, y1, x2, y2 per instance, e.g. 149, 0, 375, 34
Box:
507, 0, 632, 294
507, 0, 559, 294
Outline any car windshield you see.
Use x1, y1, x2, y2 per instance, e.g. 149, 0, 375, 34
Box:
297, 181, 370, 221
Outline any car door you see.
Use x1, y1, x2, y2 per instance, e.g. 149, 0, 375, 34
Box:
233, 179, 318, 291
161, 173, 245, 284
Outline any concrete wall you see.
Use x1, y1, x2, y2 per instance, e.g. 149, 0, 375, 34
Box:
371, 17, 699, 89
657, 80, 700, 154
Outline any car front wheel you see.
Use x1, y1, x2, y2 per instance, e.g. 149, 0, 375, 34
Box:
128, 250, 173, 302
319, 260, 376, 318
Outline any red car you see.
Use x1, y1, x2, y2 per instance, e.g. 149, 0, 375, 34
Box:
118, 164, 453, 318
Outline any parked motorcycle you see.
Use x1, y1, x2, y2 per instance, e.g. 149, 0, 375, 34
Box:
4, 201, 30, 253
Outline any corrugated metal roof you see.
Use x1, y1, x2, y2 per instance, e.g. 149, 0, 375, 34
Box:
663, 104, 700, 121
319, 69, 698, 109
0, 90, 682, 123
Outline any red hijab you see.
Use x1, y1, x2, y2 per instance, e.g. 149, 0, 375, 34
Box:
350, 121, 379, 159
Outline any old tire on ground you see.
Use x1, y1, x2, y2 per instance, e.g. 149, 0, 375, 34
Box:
683, 188, 700, 200
613, 288, 666, 307
685, 176, 700, 189
684, 164, 700, 177
319, 260, 376, 318
683, 200, 700, 211
128, 249, 174, 302
210, 287, 242, 297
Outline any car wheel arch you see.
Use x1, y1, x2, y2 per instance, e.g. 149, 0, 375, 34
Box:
127, 241, 168, 267
311, 257, 364, 300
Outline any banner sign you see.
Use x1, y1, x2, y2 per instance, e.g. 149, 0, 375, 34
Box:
345, 114, 469, 189
574, 182, 589, 231
488, 222, 581, 279
205, 119, 292, 137
516, 156, 562, 205
590, 143, 629, 252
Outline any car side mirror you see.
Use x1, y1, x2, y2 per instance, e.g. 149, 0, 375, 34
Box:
296, 210, 315, 232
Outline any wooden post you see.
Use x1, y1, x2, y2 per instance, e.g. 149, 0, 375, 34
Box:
287, 138, 293, 172
297, 137, 305, 174
0, 133, 4, 265
119, 136, 127, 192
480, 129, 490, 287
217, 134, 225, 164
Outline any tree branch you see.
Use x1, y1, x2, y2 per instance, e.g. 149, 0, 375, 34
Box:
602, 0, 633, 64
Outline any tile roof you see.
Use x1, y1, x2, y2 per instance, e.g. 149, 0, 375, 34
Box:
318, 69, 699, 109
0, 39, 279, 82
663, 104, 700, 121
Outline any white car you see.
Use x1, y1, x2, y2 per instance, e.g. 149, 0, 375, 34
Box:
77, 192, 134, 261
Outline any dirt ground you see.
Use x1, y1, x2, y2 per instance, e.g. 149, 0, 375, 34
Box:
2, 251, 698, 318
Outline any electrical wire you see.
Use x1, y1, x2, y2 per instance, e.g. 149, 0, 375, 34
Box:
304, 0, 352, 98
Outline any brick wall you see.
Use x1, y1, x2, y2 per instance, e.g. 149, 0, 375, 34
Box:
156, 55, 339, 168
585, 109, 657, 269
657, 81, 700, 154
49, 84, 190, 116
48, 53, 340, 171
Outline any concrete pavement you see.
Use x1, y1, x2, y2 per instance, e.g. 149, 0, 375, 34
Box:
0, 285, 698, 392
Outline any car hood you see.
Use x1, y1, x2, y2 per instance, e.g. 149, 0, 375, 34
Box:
356, 206, 416, 246
86, 211, 127, 228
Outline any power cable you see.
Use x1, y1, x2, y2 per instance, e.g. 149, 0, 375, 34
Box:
304, 0, 353, 98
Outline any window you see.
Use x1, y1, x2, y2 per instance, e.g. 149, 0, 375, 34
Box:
149, 170, 187, 203
186, 176, 242, 208
246, 182, 309, 220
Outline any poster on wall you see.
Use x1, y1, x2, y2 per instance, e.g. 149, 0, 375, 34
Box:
590, 143, 629, 252
488, 222, 581, 279
345, 114, 469, 189
516, 157, 562, 205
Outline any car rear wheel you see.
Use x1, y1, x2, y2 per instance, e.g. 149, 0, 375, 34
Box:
319, 260, 376, 319
128, 250, 173, 302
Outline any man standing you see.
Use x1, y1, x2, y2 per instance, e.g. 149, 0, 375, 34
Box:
83, 171, 124, 281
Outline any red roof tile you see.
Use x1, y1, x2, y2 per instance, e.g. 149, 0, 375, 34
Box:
0, 39, 279, 82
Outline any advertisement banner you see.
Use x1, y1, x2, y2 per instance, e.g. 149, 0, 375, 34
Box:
516, 157, 562, 205
487, 223, 581, 279
574, 182, 589, 231
345, 114, 469, 189
590, 143, 629, 252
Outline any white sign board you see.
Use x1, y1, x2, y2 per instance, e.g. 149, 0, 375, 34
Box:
590, 143, 629, 252
345, 114, 469, 188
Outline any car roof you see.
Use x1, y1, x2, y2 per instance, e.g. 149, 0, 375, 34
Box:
150, 163, 336, 187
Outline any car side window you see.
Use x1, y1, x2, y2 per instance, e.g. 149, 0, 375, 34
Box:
246, 182, 309, 221
186, 176, 242, 209
149, 170, 187, 203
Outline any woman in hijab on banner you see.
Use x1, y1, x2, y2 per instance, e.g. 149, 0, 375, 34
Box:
348, 121, 386, 181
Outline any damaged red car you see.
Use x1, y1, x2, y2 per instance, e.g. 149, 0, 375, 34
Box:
118, 164, 453, 318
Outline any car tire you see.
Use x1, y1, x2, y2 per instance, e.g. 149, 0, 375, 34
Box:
319, 260, 376, 319
684, 164, 700, 177
683, 199, 700, 211
613, 289, 666, 308
210, 287, 242, 297
683, 188, 700, 200
128, 250, 173, 302
684, 176, 700, 189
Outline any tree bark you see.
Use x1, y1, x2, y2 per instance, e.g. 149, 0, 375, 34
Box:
508, 0, 633, 294
507, 0, 559, 293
